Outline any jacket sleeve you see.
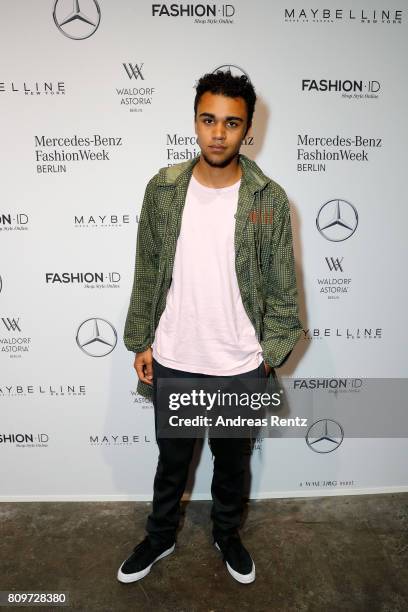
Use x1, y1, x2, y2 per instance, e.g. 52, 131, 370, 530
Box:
261, 189, 303, 368
123, 175, 159, 353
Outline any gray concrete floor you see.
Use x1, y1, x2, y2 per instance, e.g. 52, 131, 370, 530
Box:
1, 494, 407, 611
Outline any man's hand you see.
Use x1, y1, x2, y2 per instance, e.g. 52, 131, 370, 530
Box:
134, 347, 153, 385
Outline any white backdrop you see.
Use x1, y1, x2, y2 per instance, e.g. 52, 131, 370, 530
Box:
1, 0, 407, 500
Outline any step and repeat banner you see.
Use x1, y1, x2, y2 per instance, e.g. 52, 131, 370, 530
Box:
1, 0, 407, 500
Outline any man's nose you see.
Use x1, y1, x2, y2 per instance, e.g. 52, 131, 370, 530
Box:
213, 122, 226, 140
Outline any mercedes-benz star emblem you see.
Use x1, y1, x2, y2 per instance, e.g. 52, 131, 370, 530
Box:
53, 0, 101, 40
316, 199, 358, 242
305, 419, 344, 453
213, 64, 250, 80
76, 318, 117, 357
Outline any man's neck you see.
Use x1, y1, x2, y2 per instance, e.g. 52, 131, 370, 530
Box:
193, 155, 242, 188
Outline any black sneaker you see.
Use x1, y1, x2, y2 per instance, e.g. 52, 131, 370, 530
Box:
214, 534, 255, 584
117, 537, 175, 583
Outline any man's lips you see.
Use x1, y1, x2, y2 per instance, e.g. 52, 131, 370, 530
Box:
209, 145, 227, 152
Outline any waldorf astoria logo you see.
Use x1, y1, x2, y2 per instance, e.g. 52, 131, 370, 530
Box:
316, 257, 352, 301
130, 389, 153, 406
123, 63, 145, 80
325, 257, 343, 272
116, 63, 156, 113
1, 317, 32, 358
1, 317, 21, 333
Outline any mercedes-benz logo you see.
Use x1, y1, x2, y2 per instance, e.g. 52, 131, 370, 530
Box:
212, 64, 250, 80
53, 0, 101, 40
76, 318, 117, 357
316, 199, 358, 242
305, 419, 344, 453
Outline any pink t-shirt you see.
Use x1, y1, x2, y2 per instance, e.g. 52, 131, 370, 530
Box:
152, 174, 263, 374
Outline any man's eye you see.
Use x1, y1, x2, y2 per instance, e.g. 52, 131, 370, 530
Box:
204, 118, 213, 124
227, 122, 238, 128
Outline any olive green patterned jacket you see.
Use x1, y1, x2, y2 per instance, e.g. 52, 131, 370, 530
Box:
124, 154, 302, 399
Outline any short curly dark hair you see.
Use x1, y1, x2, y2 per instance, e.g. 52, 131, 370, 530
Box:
194, 70, 256, 133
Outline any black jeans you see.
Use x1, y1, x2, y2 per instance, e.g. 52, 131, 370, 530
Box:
146, 357, 268, 547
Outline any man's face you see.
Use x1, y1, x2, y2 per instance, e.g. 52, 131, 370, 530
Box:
194, 92, 249, 168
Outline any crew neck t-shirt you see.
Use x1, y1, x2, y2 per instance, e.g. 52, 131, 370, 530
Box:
151, 174, 263, 375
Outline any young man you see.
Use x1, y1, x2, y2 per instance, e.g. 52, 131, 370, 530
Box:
118, 71, 302, 584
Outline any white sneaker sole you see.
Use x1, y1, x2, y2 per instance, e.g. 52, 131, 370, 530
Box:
215, 542, 256, 584
117, 543, 175, 583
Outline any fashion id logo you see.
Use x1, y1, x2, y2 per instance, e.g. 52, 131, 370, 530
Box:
152, 3, 236, 23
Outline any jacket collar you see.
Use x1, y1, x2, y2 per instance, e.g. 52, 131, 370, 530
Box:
157, 154, 270, 257
157, 153, 270, 195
